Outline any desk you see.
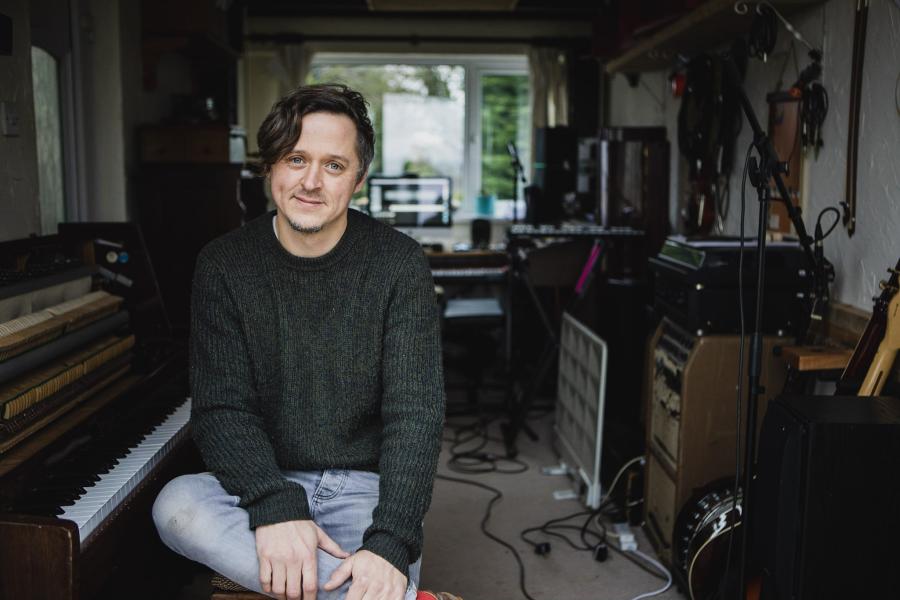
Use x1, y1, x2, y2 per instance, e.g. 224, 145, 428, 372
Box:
427, 250, 511, 376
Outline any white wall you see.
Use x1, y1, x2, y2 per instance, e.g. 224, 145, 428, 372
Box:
608, 70, 681, 231
0, 0, 40, 240
80, 0, 128, 221
608, 0, 900, 311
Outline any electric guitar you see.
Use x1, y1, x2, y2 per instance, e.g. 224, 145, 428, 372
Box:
840, 258, 900, 395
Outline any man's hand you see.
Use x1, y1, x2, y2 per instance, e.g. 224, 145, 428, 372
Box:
255, 520, 349, 600
323, 549, 407, 600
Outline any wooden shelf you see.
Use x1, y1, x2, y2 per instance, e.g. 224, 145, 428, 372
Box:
779, 345, 853, 372
605, 0, 823, 74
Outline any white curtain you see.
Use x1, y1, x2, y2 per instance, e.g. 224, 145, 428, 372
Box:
528, 47, 569, 129
268, 44, 315, 95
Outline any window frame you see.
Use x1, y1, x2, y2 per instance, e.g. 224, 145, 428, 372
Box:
309, 52, 530, 220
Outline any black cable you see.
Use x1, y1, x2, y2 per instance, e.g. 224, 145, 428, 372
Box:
444, 415, 529, 474
725, 141, 754, 600
815, 206, 840, 241
435, 474, 538, 600
521, 508, 601, 551
801, 82, 828, 156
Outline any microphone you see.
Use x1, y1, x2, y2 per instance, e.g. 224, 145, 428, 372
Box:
507, 142, 527, 184
811, 220, 827, 321
507, 142, 523, 168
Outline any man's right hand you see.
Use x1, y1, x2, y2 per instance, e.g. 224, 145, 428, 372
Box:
255, 520, 350, 600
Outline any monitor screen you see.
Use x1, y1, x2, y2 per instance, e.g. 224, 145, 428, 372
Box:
367, 176, 452, 227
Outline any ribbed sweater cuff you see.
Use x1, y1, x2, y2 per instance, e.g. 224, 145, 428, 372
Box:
246, 485, 312, 529
361, 532, 410, 579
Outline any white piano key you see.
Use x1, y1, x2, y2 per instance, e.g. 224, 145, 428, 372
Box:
60, 398, 192, 545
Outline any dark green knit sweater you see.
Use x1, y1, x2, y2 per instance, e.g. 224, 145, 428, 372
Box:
189, 208, 445, 577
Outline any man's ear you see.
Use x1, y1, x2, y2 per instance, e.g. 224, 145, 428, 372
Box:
354, 170, 368, 194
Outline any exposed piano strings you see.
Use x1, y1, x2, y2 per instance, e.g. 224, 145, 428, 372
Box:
0, 291, 123, 362
0, 358, 132, 451
0, 335, 135, 420
0, 270, 93, 323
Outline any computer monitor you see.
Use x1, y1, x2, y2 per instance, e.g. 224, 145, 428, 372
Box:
366, 175, 452, 227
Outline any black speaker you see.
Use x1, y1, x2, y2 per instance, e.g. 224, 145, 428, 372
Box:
754, 395, 900, 599
531, 126, 576, 224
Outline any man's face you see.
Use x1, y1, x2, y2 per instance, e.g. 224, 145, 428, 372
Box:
269, 111, 366, 237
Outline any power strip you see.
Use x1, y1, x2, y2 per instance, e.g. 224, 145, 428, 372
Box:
611, 522, 637, 552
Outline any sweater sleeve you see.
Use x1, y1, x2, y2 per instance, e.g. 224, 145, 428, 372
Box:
190, 249, 312, 528
360, 247, 445, 577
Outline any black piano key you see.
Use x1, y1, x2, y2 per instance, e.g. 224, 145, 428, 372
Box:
9, 394, 186, 524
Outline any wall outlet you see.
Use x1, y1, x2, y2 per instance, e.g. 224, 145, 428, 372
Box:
1, 101, 20, 136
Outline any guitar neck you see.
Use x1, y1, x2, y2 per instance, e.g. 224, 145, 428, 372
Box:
841, 315, 887, 384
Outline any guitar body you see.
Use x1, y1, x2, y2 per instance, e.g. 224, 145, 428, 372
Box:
841, 259, 900, 395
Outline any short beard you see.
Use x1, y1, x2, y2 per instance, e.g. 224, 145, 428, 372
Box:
287, 218, 323, 234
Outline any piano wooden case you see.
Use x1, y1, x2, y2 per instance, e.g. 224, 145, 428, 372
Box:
0, 224, 199, 599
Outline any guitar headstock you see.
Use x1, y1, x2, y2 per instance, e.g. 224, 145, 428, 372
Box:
874, 258, 900, 315
879, 260, 900, 349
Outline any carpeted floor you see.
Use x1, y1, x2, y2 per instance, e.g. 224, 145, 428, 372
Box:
420, 404, 684, 600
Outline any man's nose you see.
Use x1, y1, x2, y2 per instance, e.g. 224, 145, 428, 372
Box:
301, 164, 323, 190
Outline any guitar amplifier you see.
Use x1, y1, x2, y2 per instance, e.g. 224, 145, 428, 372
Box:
754, 395, 900, 599
643, 318, 788, 563
649, 236, 812, 337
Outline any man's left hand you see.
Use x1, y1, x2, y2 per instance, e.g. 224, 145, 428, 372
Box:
322, 549, 407, 600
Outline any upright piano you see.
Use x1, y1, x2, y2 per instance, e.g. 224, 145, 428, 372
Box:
0, 224, 199, 599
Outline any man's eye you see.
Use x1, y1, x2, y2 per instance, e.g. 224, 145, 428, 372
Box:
289, 156, 304, 165
326, 162, 343, 171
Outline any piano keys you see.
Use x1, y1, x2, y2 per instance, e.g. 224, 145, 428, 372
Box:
427, 250, 510, 283
507, 222, 644, 239
430, 265, 509, 284
0, 224, 197, 599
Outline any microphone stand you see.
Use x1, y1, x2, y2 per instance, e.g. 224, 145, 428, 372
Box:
721, 54, 824, 598
508, 142, 528, 223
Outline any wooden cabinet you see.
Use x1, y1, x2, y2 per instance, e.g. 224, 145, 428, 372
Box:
140, 125, 246, 164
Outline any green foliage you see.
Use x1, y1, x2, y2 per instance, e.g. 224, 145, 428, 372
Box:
481, 74, 529, 200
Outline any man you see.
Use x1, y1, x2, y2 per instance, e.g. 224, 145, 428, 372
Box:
153, 83, 445, 600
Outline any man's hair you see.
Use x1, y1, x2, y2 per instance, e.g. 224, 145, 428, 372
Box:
257, 83, 375, 182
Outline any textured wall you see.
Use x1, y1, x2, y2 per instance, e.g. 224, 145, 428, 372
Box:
81, 0, 127, 222
609, 0, 900, 311
0, 0, 40, 241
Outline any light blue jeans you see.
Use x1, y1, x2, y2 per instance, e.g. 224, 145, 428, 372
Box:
152, 470, 421, 599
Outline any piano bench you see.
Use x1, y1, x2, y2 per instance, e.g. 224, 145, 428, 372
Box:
210, 573, 267, 599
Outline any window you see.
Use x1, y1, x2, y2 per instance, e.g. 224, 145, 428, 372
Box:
478, 71, 530, 220
308, 54, 530, 220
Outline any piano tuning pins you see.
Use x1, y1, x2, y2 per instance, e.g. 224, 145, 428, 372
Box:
878, 280, 898, 292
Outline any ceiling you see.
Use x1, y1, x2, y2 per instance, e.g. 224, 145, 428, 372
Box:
245, 0, 611, 20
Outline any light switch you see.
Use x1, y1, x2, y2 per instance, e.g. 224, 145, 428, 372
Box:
1, 101, 20, 136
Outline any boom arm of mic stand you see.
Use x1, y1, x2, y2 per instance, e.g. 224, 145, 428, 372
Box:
725, 55, 834, 327
724, 57, 818, 273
